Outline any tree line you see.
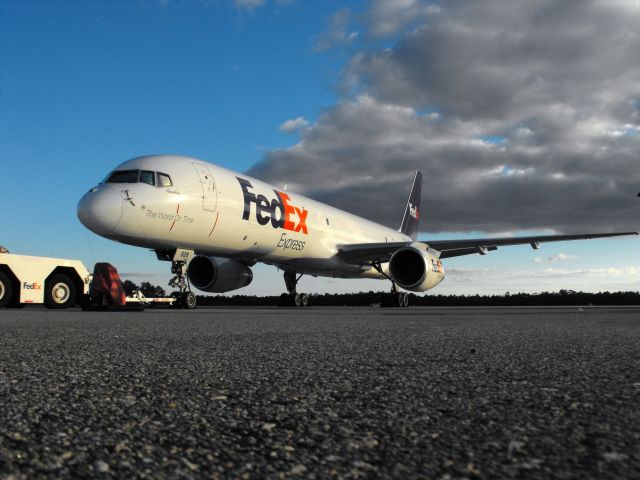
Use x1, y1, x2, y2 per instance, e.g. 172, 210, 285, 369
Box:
122, 280, 166, 298
194, 290, 640, 307
122, 280, 640, 306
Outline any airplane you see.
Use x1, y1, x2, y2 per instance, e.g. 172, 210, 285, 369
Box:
77, 155, 638, 308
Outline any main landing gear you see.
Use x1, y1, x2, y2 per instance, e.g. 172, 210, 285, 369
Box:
382, 282, 410, 308
279, 271, 310, 307
371, 260, 411, 308
168, 258, 196, 309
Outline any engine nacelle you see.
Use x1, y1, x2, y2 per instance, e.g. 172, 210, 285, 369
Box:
187, 256, 253, 293
388, 246, 445, 292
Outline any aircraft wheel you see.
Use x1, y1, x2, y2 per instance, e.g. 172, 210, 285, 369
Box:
278, 293, 290, 307
293, 293, 302, 307
402, 292, 410, 308
44, 274, 76, 309
300, 293, 309, 307
0, 271, 12, 308
182, 291, 197, 309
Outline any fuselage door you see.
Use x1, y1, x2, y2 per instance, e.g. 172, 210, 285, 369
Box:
192, 162, 217, 212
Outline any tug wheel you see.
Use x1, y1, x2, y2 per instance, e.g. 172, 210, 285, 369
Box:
0, 271, 12, 308
44, 274, 76, 309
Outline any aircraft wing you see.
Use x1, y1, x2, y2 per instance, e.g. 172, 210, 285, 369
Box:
430, 231, 638, 258
337, 241, 412, 264
338, 231, 638, 264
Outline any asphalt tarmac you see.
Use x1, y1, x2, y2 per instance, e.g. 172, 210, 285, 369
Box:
1, 306, 639, 479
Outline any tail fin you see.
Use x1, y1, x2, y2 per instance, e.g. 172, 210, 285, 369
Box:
399, 170, 422, 240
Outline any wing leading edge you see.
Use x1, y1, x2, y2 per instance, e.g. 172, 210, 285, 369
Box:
430, 231, 638, 258
338, 231, 638, 265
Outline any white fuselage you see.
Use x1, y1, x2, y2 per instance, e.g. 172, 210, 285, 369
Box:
78, 155, 411, 280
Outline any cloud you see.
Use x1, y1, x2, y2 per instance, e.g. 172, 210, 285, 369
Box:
279, 116, 309, 133
249, 0, 640, 234
548, 253, 577, 262
367, 0, 439, 37
314, 9, 358, 52
119, 272, 165, 279
446, 266, 640, 281
535, 253, 578, 263
534, 267, 640, 279
234, 0, 265, 9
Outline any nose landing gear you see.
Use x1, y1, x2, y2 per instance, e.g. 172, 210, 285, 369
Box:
156, 248, 197, 309
168, 259, 197, 309
279, 271, 310, 307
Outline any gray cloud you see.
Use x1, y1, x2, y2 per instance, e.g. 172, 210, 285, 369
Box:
366, 0, 439, 37
279, 116, 309, 133
314, 9, 358, 52
249, 0, 640, 234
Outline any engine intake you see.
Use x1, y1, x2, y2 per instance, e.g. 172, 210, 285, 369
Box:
388, 246, 445, 292
187, 256, 253, 293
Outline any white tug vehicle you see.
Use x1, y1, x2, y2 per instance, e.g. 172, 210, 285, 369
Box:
0, 247, 174, 309
0, 248, 91, 309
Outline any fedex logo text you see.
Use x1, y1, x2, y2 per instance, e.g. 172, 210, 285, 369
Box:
237, 178, 308, 234
409, 203, 419, 220
431, 258, 443, 273
23, 282, 42, 290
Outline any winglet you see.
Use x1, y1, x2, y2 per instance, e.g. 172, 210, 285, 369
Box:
399, 170, 422, 240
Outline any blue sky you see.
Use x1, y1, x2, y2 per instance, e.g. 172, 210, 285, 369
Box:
1, 0, 638, 296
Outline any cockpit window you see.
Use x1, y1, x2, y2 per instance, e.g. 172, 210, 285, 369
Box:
157, 172, 172, 187
106, 170, 140, 183
140, 170, 155, 186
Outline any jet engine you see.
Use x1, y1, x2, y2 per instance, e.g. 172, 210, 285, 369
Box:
187, 256, 253, 293
388, 246, 445, 292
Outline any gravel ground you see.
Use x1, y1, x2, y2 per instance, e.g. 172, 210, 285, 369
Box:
1, 306, 639, 479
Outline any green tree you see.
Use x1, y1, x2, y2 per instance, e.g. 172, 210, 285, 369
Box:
139, 282, 166, 297
122, 280, 139, 296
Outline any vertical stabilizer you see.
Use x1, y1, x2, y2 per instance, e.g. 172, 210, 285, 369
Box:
399, 171, 422, 240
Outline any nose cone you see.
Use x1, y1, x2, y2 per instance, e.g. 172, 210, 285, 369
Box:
77, 187, 123, 236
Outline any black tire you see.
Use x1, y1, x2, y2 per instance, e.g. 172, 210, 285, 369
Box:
403, 292, 411, 308
293, 293, 302, 307
182, 291, 197, 309
380, 293, 391, 308
278, 293, 289, 307
44, 274, 76, 309
0, 271, 13, 308
6, 300, 26, 309
301, 293, 309, 307
77, 294, 90, 309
